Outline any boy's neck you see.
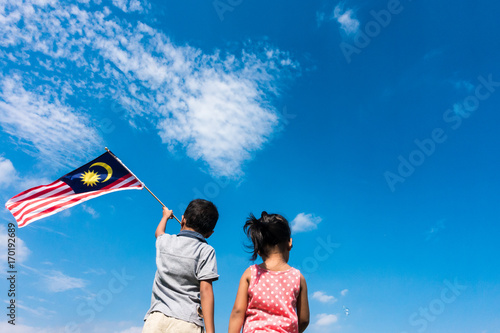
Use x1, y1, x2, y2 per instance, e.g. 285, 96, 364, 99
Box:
180, 220, 213, 239
180, 226, 199, 233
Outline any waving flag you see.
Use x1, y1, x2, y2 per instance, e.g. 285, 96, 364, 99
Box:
5, 151, 143, 228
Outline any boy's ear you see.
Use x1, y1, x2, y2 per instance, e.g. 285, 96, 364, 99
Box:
181, 215, 186, 226
288, 238, 293, 250
204, 230, 214, 239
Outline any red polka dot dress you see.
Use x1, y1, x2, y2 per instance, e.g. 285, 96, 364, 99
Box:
243, 264, 301, 333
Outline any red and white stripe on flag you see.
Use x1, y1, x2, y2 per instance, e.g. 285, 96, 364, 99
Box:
5, 174, 142, 228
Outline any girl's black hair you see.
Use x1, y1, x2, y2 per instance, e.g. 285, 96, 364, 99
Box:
244, 211, 291, 261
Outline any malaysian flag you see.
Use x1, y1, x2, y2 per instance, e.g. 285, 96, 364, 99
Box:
5, 151, 143, 228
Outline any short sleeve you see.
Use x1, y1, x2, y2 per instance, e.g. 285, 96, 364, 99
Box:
196, 247, 219, 281
155, 233, 171, 250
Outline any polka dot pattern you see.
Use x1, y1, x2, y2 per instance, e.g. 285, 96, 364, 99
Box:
243, 265, 301, 333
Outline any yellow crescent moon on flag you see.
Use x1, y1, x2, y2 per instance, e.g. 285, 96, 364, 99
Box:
90, 162, 113, 183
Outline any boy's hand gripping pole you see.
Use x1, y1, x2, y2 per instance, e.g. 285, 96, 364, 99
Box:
105, 147, 181, 224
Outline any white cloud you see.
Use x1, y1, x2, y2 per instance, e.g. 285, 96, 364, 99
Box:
81, 204, 100, 219
18, 176, 52, 192
0, 1, 298, 178
315, 313, 339, 326
340, 288, 349, 296
0, 322, 65, 333
0, 75, 102, 168
83, 267, 107, 275
333, 4, 360, 35
0, 156, 16, 188
425, 219, 445, 242
21, 265, 87, 292
291, 212, 322, 233
0, 156, 52, 194
316, 11, 326, 27
452, 79, 474, 92
115, 327, 142, 333
41, 270, 88, 292
0, 322, 142, 333
0, 224, 31, 264
28, 224, 70, 238
15, 301, 57, 318
112, 0, 148, 13
312, 291, 337, 303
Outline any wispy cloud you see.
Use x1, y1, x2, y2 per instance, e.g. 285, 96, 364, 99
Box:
18, 175, 53, 192
316, 11, 327, 27
116, 327, 143, 333
317, 4, 360, 36
312, 291, 337, 303
0, 0, 298, 178
0, 156, 15, 188
15, 301, 57, 318
452, 79, 474, 92
21, 264, 88, 292
81, 204, 100, 219
316, 3, 360, 36
0, 155, 56, 205
0, 321, 143, 333
42, 270, 88, 292
315, 313, 339, 326
0, 75, 102, 168
333, 4, 360, 35
28, 224, 70, 238
291, 212, 322, 233
425, 219, 445, 242
0, 322, 64, 333
112, 0, 149, 13
423, 48, 444, 61
340, 288, 349, 296
83, 267, 107, 275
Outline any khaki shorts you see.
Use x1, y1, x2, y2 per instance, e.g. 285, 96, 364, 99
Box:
142, 312, 204, 333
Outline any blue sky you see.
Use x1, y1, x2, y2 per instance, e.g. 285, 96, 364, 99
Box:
1, 0, 500, 332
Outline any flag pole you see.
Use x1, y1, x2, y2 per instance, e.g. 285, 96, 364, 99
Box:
105, 147, 181, 224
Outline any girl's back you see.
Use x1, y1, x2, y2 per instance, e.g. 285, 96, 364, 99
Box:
228, 212, 309, 333
244, 264, 301, 333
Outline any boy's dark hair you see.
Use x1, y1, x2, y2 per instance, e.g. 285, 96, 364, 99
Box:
184, 199, 219, 235
244, 211, 291, 261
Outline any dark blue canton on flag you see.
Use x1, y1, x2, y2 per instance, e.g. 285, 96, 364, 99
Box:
60, 152, 132, 194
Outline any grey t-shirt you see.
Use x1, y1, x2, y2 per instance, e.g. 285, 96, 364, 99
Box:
144, 230, 218, 327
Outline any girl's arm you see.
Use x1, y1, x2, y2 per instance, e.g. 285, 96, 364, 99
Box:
228, 267, 251, 333
155, 206, 173, 238
200, 280, 215, 333
296, 273, 310, 333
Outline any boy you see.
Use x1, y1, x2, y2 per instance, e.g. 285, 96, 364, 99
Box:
143, 199, 219, 333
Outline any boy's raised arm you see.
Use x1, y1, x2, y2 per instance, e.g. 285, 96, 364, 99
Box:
155, 206, 173, 238
228, 267, 251, 333
200, 280, 215, 333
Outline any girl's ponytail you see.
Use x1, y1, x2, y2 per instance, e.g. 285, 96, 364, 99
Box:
244, 212, 265, 261
244, 211, 291, 261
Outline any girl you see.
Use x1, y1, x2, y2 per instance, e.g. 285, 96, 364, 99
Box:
228, 212, 310, 333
